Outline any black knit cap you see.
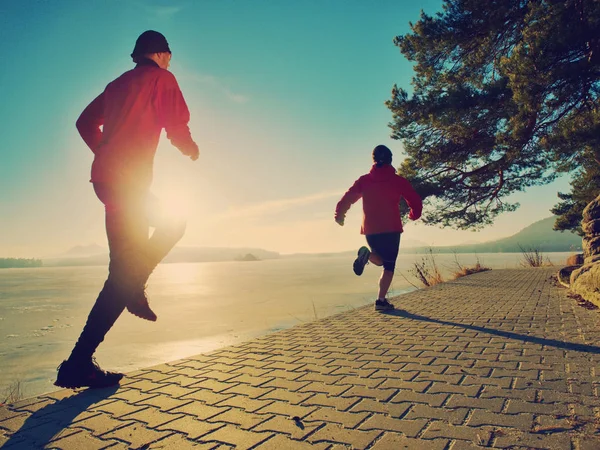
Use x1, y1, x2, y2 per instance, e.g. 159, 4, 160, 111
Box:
131, 30, 171, 59
373, 145, 393, 165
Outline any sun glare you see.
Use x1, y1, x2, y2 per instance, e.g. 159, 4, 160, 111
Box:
147, 187, 192, 228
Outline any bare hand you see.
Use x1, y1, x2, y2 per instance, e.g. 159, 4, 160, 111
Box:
335, 217, 345, 226
189, 149, 199, 161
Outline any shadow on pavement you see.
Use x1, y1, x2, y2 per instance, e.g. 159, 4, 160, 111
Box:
384, 309, 600, 354
2, 386, 118, 449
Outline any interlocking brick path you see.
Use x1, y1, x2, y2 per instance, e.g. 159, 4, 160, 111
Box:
1, 268, 600, 449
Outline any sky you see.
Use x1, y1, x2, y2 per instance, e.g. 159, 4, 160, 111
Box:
0, 0, 572, 258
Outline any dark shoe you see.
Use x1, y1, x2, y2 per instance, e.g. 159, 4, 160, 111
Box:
125, 284, 157, 321
127, 293, 157, 322
55, 358, 124, 389
353, 246, 371, 276
375, 298, 395, 312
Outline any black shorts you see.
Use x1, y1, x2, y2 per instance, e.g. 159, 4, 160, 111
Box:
366, 232, 401, 271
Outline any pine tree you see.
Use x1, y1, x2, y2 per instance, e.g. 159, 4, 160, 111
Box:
387, 0, 600, 231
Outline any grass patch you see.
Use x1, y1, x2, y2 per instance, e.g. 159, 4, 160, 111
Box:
2, 380, 24, 405
452, 253, 491, 279
410, 248, 444, 287
519, 245, 553, 268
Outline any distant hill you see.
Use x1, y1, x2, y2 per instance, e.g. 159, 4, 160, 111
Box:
43, 246, 280, 267
412, 217, 582, 254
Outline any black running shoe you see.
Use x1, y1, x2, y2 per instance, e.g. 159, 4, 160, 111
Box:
375, 299, 395, 312
55, 358, 124, 389
127, 294, 157, 322
126, 285, 157, 322
353, 246, 371, 276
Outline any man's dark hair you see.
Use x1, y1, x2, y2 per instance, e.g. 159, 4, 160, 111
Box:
373, 145, 393, 166
131, 30, 171, 62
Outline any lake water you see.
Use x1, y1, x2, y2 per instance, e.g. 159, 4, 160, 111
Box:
0, 252, 571, 399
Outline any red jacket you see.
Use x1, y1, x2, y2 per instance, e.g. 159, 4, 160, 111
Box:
335, 164, 422, 235
76, 59, 198, 188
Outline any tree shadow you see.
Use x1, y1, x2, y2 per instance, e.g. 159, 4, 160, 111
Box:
383, 309, 600, 354
2, 386, 118, 448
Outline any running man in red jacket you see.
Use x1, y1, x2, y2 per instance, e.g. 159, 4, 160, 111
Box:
335, 145, 422, 311
55, 31, 200, 388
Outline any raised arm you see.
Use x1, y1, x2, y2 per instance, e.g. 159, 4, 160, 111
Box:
76, 93, 104, 153
335, 178, 363, 224
159, 72, 199, 160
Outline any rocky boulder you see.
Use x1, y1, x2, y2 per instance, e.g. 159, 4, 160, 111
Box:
570, 194, 600, 306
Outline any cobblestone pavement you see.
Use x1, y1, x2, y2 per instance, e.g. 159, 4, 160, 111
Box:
2, 268, 600, 449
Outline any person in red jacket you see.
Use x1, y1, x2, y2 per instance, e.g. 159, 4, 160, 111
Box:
335, 145, 422, 311
55, 31, 200, 389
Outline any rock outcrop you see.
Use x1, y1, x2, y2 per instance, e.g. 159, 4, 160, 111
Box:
570, 194, 600, 306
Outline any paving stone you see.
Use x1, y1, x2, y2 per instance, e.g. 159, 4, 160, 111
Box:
479, 387, 536, 402
378, 379, 430, 392
257, 402, 317, 419
127, 379, 171, 393
147, 433, 216, 449
208, 408, 272, 429
492, 429, 573, 449
157, 415, 224, 439
404, 404, 469, 425
252, 415, 321, 440
93, 399, 148, 418
111, 389, 158, 404
181, 389, 234, 405
199, 424, 273, 450
148, 384, 197, 399
0, 408, 27, 424
445, 395, 505, 412
44, 429, 121, 450
505, 399, 569, 415
298, 382, 350, 397
217, 395, 274, 413
102, 423, 172, 448
262, 369, 305, 381
222, 384, 275, 400
296, 373, 344, 385
262, 378, 309, 392
370, 433, 449, 450
422, 420, 492, 444
359, 414, 427, 437
170, 402, 229, 420
467, 410, 534, 431
121, 406, 183, 428
187, 379, 238, 393
390, 390, 449, 407
307, 423, 380, 449
304, 407, 368, 428
258, 389, 312, 405
302, 393, 358, 411
254, 434, 329, 449
10, 399, 55, 414
72, 413, 132, 436
427, 382, 481, 396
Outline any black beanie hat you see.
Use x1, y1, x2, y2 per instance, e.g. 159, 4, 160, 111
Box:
373, 145, 393, 165
131, 30, 171, 59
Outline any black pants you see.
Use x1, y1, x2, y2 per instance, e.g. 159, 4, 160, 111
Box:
69, 183, 185, 362
366, 232, 401, 271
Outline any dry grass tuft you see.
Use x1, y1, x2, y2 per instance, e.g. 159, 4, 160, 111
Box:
2, 380, 24, 405
410, 248, 444, 287
452, 253, 491, 279
519, 245, 554, 268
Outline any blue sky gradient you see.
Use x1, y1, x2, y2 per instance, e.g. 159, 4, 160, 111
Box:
0, 0, 571, 257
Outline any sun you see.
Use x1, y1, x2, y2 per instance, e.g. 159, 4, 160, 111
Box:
147, 186, 192, 228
